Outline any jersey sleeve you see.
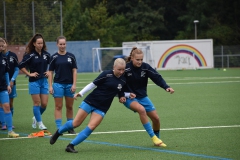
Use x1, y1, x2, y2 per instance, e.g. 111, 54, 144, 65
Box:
71, 54, 78, 69
147, 64, 170, 90
92, 71, 107, 86
18, 53, 31, 69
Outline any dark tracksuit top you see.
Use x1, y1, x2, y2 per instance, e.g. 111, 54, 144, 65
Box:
48, 52, 77, 84
18, 50, 50, 82
0, 53, 9, 92
6, 51, 19, 85
84, 70, 126, 113
123, 61, 170, 98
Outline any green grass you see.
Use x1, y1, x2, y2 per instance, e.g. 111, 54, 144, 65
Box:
0, 69, 240, 160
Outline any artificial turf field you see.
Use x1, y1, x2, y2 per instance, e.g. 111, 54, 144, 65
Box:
0, 69, 240, 160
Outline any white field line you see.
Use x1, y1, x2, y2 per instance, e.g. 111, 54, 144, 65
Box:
0, 125, 239, 140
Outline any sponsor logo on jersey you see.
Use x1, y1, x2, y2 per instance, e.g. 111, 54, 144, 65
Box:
9, 57, 14, 63
117, 84, 122, 91
141, 71, 146, 77
2, 59, 6, 65
43, 55, 47, 60
127, 73, 132, 76
68, 58, 72, 63
106, 74, 113, 77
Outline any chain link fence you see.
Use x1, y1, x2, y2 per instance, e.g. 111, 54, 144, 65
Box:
0, 1, 62, 44
214, 45, 240, 68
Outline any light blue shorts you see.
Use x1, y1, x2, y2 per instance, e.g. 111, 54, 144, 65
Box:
124, 96, 156, 112
0, 90, 10, 104
29, 78, 49, 95
79, 101, 105, 118
9, 85, 17, 98
53, 83, 74, 98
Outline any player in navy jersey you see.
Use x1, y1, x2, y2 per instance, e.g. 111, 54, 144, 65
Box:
48, 36, 77, 134
18, 33, 50, 130
0, 38, 19, 138
119, 47, 174, 147
50, 58, 133, 153
0, 38, 19, 130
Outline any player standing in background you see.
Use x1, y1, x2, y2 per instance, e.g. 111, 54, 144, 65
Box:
119, 47, 174, 147
0, 38, 19, 130
0, 38, 19, 137
48, 36, 77, 134
18, 33, 50, 130
50, 58, 132, 153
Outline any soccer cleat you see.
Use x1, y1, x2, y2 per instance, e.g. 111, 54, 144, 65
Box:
152, 135, 167, 147
1, 125, 7, 130
65, 144, 78, 153
38, 123, 47, 130
68, 129, 76, 134
32, 117, 37, 129
8, 131, 19, 138
50, 129, 61, 145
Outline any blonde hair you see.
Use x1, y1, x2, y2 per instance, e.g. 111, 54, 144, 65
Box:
126, 47, 143, 62
114, 58, 126, 67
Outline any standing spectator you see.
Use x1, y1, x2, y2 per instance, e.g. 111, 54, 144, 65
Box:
48, 36, 77, 134
119, 47, 175, 147
18, 33, 50, 130
0, 38, 19, 137
50, 58, 129, 153
0, 38, 19, 130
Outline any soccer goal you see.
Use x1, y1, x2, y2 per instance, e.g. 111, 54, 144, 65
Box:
92, 46, 154, 72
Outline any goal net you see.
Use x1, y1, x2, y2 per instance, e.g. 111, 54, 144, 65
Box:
92, 47, 154, 72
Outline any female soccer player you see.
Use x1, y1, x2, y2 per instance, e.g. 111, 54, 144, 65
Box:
18, 33, 50, 130
0, 38, 19, 130
0, 38, 19, 137
48, 36, 77, 134
50, 58, 131, 153
119, 47, 174, 147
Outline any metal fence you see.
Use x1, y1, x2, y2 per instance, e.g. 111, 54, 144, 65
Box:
0, 1, 62, 44
213, 45, 240, 68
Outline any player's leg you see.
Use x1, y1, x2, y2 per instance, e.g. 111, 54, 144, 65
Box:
66, 110, 104, 153
64, 84, 75, 133
53, 83, 64, 129
0, 103, 6, 130
9, 85, 17, 129
0, 91, 19, 137
50, 102, 89, 145
39, 78, 49, 115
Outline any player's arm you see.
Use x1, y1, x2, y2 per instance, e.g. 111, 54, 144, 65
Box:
74, 82, 96, 99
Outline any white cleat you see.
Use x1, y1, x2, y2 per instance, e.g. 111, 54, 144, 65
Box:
32, 117, 37, 129
38, 123, 47, 130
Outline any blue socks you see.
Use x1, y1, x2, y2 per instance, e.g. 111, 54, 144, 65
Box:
33, 106, 41, 122
59, 120, 73, 134
71, 126, 92, 146
143, 122, 155, 138
154, 130, 160, 138
10, 107, 14, 116
40, 107, 46, 115
55, 119, 62, 129
0, 108, 5, 126
4, 112, 12, 131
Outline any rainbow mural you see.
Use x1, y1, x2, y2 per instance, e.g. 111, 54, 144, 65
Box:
157, 44, 207, 68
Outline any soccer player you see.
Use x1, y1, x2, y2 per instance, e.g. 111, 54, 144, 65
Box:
119, 47, 174, 147
48, 36, 77, 134
18, 33, 50, 130
0, 38, 19, 130
0, 38, 19, 138
50, 58, 131, 153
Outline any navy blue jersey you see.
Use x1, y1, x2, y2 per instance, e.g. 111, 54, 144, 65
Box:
0, 53, 9, 91
6, 51, 18, 85
123, 61, 170, 98
84, 70, 126, 113
18, 50, 50, 82
49, 52, 77, 84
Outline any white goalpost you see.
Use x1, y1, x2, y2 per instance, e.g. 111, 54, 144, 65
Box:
92, 46, 154, 72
